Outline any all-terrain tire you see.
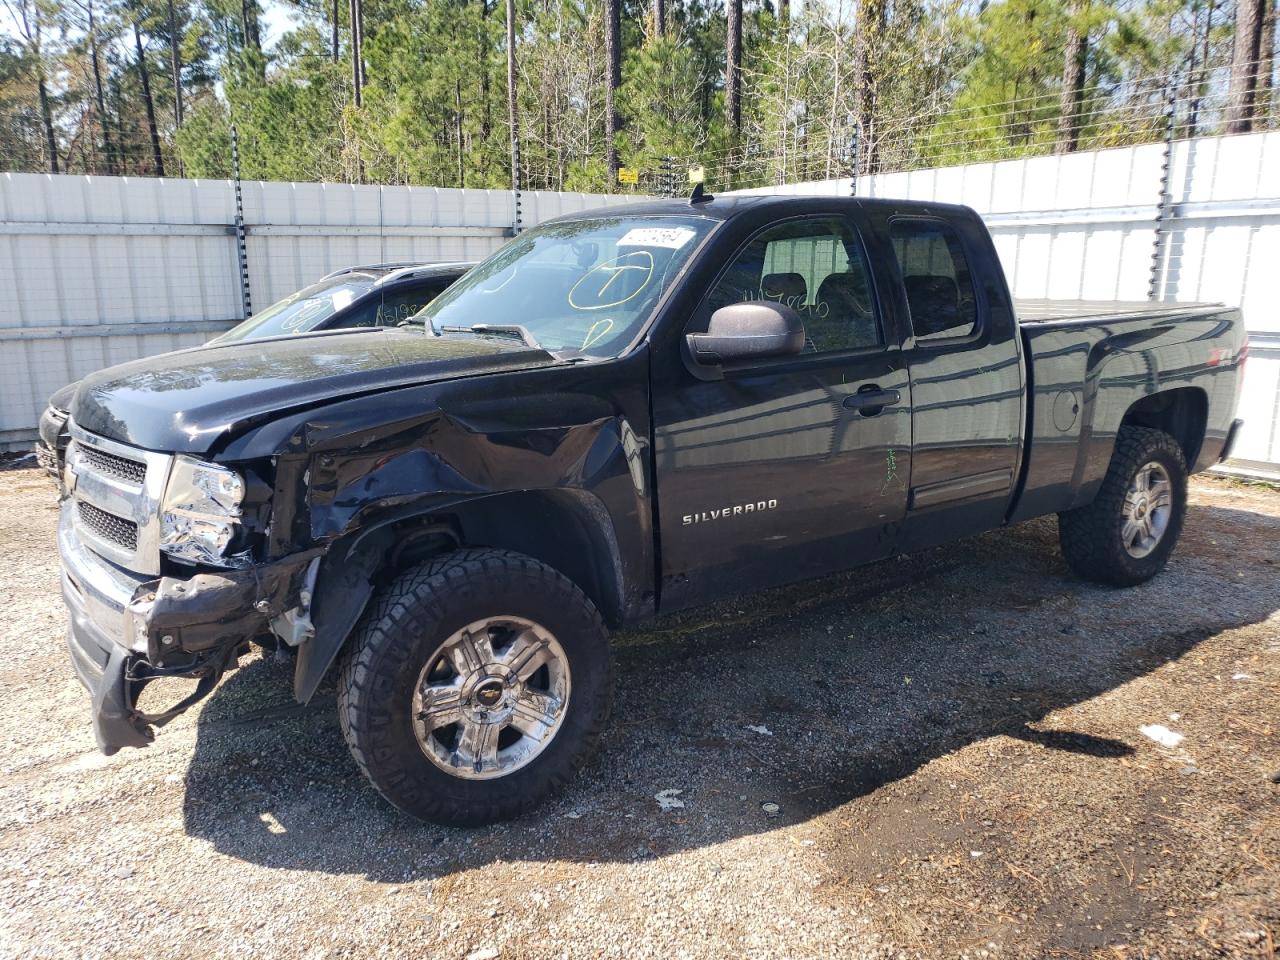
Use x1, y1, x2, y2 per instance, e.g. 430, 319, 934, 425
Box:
337, 548, 612, 826
1057, 426, 1188, 587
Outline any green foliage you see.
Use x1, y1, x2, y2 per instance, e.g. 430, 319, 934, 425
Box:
618, 33, 717, 170
4, 0, 1273, 188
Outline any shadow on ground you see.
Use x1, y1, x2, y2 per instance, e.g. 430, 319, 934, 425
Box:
180, 502, 1280, 884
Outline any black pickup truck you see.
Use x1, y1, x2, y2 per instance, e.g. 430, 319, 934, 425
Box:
56, 195, 1246, 825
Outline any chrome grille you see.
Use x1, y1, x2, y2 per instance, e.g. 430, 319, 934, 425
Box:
66, 424, 173, 575
36, 442, 59, 477
76, 445, 147, 485
76, 501, 139, 551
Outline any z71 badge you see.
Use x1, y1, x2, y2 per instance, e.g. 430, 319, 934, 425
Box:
683, 499, 778, 525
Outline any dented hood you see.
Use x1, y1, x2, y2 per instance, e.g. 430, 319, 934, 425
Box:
71, 328, 558, 454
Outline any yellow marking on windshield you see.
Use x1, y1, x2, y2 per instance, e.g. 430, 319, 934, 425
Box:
568, 251, 655, 311
582, 318, 615, 349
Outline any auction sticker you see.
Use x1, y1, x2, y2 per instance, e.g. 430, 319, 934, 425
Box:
617, 227, 696, 250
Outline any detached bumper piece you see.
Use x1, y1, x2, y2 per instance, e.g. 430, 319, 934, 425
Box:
59, 504, 320, 753
65, 620, 231, 754
37, 404, 70, 486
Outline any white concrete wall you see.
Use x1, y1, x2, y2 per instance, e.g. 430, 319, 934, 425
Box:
0, 175, 646, 445
4, 136, 1278, 465
734, 131, 1280, 468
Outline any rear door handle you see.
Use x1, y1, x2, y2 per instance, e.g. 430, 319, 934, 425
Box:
843, 386, 901, 415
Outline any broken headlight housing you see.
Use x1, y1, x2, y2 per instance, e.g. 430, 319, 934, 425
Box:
159, 456, 246, 566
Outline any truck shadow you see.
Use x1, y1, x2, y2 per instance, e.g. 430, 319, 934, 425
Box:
180, 501, 1280, 881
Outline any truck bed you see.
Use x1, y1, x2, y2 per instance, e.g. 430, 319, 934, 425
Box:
1010, 298, 1244, 524
1015, 298, 1222, 324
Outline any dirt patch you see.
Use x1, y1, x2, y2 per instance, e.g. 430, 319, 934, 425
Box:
0, 471, 1276, 959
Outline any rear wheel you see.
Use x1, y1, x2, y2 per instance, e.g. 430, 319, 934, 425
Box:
1057, 426, 1188, 586
338, 549, 612, 825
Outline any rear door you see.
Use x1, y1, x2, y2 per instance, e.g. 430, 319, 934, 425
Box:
650, 212, 913, 609
874, 213, 1023, 550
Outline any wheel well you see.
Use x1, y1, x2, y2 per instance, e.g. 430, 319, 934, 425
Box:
1119, 387, 1207, 469
367, 491, 626, 628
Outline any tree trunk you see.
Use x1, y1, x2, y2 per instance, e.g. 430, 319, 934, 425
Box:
16, 1, 58, 174
1186, 0, 1216, 137
605, 0, 622, 183
241, 0, 262, 52
349, 0, 363, 106
653, 0, 666, 38
1054, 15, 1087, 154
166, 0, 183, 128
86, 0, 115, 175
36, 66, 58, 174
110, 73, 128, 174
1226, 0, 1265, 132
479, 0, 492, 144
726, 0, 742, 140
455, 77, 466, 187
505, 0, 518, 190
852, 0, 883, 174
1260, 0, 1276, 125
132, 19, 165, 176
332, 0, 340, 61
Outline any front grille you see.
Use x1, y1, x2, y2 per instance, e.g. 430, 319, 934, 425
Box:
36, 442, 59, 477
67, 424, 171, 575
76, 445, 147, 485
77, 500, 139, 551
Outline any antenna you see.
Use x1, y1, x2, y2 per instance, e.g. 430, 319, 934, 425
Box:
689, 183, 714, 205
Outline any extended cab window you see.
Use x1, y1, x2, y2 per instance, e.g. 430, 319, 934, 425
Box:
889, 219, 979, 341
708, 218, 880, 354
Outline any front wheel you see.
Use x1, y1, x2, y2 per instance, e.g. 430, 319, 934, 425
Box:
1057, 426, 1188, 586
337, 549, 612, 825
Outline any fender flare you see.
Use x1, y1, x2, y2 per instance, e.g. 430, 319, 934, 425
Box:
292, 526, 394, 703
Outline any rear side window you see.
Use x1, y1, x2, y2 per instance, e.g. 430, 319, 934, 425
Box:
889, 219, 979, 341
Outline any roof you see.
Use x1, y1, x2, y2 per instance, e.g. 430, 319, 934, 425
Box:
544, 193, 980, 225
319, 261, 475, 284
373, 262, 475, 286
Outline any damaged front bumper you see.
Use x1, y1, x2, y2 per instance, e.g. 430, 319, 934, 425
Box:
58, 503, 319, 754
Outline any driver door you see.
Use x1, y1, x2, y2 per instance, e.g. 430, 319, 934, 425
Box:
650, 215, 913, 609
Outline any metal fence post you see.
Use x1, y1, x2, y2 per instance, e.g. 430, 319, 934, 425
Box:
511, 131, 523, 235
230, 124, 252, 319
1148, 85, 1178, 302
849, 124, 860, 197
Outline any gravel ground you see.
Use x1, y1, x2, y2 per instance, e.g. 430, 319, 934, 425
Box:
0, 465, 1277, 960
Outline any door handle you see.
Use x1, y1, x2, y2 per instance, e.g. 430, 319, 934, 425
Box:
842, 386, 901, 416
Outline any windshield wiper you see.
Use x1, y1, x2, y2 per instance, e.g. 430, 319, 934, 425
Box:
438, 323, 545, 350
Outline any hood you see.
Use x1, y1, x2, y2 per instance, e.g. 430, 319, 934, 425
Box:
71, 328, 557, 454
49, 380, 79, 414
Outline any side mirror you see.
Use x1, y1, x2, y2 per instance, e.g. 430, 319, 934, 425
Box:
686, 301, 806, 366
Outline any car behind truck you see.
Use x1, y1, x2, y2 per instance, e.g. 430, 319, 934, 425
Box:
56, 195, 1246, 825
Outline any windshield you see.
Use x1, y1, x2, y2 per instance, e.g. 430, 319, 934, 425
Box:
212, 274, 378, 343
417, 216, 714, 358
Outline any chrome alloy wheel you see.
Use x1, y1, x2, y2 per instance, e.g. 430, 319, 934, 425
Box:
411, 616, 571, 780
1122, 461, 1173, 559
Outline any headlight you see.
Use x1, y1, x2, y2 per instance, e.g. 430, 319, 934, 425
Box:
160, 456, 246, 566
